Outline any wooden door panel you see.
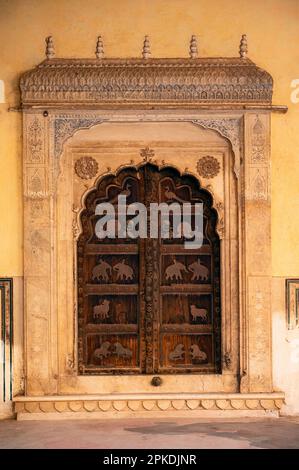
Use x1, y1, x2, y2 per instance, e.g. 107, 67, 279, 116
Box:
78, 164, 221, 375
86, 295, 138, 325
160, 334, 214, 370
161, 255, 212, 285
86, 334, 139, 370
78, 168, 143, 374
85, 255, 139, 285
157, 168, 221, 374
161, 294, 213, 326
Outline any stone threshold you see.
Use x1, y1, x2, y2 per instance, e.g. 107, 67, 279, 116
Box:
14, 392, 285, 420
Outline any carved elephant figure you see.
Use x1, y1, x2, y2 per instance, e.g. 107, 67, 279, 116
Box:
188, 259, 209, 281
93, 299, 110, 320
92, 259, 112, 282
190, 304, 208, 322
113, 259, 134, 281
165, 259, 188, 281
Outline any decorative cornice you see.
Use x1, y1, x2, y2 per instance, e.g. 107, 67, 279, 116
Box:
20, 57, 273, 108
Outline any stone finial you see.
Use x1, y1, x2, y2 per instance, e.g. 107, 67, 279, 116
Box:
95, 35, 104, 59
45, 36, 55, 59
239, 34, 248, 59
142, 35, 151, 59
189, 35, 198, 58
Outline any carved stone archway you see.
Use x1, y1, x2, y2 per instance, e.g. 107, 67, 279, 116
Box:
16, 47, 286, 418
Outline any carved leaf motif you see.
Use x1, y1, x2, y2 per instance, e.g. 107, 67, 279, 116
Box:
193, 118, 241, 152
30, 172, 43, 193
28, 118, 43, 162
54, 117, 103, 157
28, 169, 46, 198
251, 115, 265, 163
252, 170, 267, 200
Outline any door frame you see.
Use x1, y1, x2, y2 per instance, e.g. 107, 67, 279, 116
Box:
22, 112, 273, 397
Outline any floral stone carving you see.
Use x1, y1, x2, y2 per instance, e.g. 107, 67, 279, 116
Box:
74, 156, 99, 179
197, 156, 220, 179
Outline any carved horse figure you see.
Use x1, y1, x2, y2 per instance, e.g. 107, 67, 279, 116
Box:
93, 299, 110, 320
188, 258, 209, 281
92, 259, 112, 282
165, 259, 188, 281
113, 259, 134, 281
169, 343, 185, 361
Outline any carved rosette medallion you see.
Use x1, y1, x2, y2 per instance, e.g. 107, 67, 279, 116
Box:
197, 156, 220, 179
74, 156, 99, 179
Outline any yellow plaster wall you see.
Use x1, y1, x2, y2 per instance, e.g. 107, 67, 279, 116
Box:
1, 0, 299, 276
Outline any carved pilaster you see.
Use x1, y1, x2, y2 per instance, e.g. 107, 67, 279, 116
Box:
242, 113, 272, 392
23, 112, 57, 395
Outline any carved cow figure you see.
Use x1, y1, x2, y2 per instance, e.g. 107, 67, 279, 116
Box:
190, 344, 207, 362
165, 259, 188, 281
113, 259, 134, 281
92, 259, 112, 282
190, 304, 208, 322
188, 258, 209, 281
169, 343, 185, 361
93, 299, 110, 320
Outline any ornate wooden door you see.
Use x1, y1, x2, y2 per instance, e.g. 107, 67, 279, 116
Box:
78, 164, 221, 375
